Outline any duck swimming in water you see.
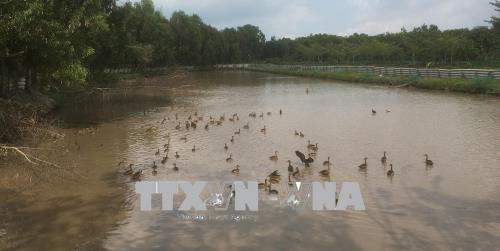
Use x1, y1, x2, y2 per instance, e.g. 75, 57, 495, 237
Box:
381, 151, 387, 164
425, 154, 434, 166
231, 165, 240, 174
161, 155, 168, 164
226, 154, 233, 162
319, 165, 330, 177
269, 151, 278, 161
295, 150, 314, 165
268, 184, 278, 195
323, 156, 331, 166
358, 157, 368, 169
268, 170, 280, 179
292, 167, 300, 179
258, 179, 268, 190
124, 164, 134, 176
131, 170, 142, 181
387, 164, 394, 176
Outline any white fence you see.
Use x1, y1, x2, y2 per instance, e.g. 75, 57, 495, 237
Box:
216, 64, 500, 80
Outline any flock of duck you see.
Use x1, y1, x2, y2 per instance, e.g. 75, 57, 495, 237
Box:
121, 107, 435, 194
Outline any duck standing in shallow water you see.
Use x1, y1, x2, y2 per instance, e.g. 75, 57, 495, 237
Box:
173, 163, 179, 171
226, 154, 233, 162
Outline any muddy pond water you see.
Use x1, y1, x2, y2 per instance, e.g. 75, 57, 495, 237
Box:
2, 71, 500, 250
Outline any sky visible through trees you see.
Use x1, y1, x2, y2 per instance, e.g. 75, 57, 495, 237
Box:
1, 0, 499, 90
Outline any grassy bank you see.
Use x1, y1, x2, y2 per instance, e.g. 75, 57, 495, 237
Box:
246, 67, 500, 95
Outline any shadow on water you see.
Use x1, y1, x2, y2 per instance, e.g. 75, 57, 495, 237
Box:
107, 206, 364, 251
367, 176, 500, 250
56, 91, 172, 127
0, 172, 132, 251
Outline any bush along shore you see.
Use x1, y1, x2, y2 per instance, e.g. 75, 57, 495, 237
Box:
245, 66, 500, 95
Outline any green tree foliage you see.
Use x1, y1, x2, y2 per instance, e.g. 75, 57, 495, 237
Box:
491, 1, 500, 28
261, 23, 499, 67
1, 0, 499, 93
1, 0, 112, 89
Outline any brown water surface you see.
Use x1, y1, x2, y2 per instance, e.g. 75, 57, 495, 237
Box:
1, 71, 500, 250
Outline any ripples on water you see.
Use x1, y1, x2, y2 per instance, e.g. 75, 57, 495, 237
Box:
2, 71, 500, 250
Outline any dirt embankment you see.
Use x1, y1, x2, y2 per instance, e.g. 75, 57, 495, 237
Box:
0, 90, 57, 143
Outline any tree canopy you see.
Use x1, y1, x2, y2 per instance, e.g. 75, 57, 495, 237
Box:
1, 0, 499, 92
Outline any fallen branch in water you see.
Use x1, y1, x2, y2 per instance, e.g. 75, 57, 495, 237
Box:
1, 145, 37, 164
1, 145, 65, 170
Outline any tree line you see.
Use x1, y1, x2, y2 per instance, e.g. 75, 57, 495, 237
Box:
1, 0, 499, 93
